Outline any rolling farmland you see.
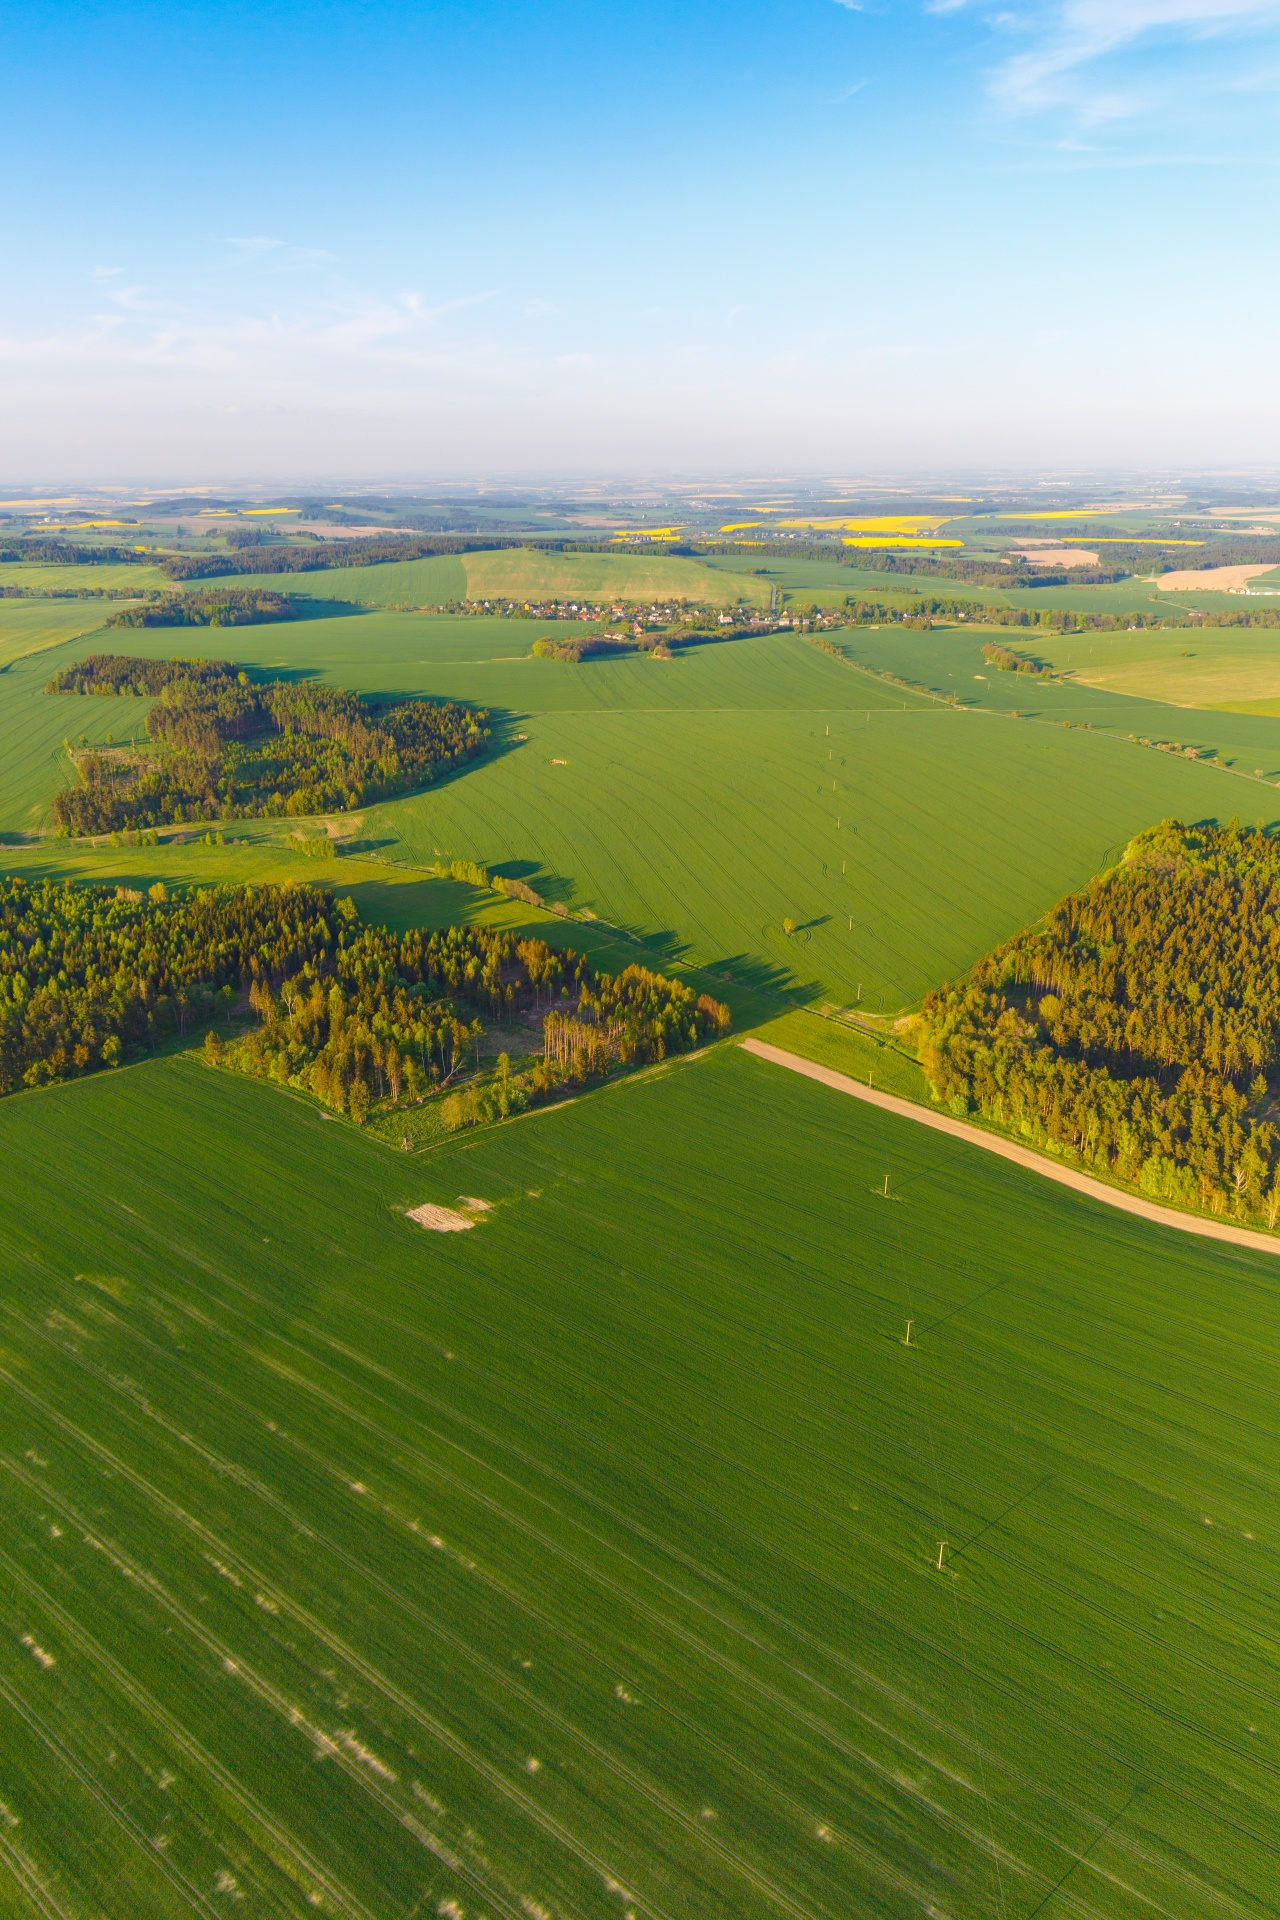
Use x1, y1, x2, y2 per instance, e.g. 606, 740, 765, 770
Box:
194, 548, 769, 609
4, 612, 1271, 1006
0, 1045, 1277, 1916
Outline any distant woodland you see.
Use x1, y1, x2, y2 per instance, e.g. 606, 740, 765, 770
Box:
916, 821, 1280, 1222
47, 653, 488, 832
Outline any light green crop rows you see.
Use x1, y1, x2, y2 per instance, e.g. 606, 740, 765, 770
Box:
0, 1046, 1276, 1916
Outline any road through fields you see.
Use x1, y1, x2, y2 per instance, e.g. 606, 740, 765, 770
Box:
741, 1036, 1280, 1257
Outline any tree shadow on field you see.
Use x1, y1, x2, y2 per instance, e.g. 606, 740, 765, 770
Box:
706, 951, 822, 1000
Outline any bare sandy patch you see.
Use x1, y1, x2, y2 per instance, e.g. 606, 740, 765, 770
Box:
407, 1203, 476, 1233
1010, 547, 1099, 567
1158, 564, 1280, 592
458, 1196, 492, 1212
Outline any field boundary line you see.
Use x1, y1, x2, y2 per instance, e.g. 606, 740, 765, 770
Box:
740, 1039, 1280, 1258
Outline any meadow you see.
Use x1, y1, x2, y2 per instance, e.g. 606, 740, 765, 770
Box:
4, 610, 1274, 1009
0, 1044, 1277, 1917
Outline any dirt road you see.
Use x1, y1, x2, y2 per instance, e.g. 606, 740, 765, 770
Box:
740, 1038, 1280, 1259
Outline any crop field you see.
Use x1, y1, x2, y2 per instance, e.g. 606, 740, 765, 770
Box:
203, 555, 470, 607
368, 696, 1251, 1005
0, 625, 155, 834
0, 562, 170, 593
458, 547, 770, 607
0, 600, 139, 672
702, 554, 1009, 610
1, 1045, 1278, 1917
4, 612, 1267, 1008
834, 624, 1280, 769
984, 624, 1280, 709
204, 549, 770, 610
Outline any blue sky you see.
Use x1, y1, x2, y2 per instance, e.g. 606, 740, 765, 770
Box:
3, 0, 1280, 480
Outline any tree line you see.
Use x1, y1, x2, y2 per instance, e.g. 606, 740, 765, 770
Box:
914, 820, 1280, 1224
47, 653, 488, 833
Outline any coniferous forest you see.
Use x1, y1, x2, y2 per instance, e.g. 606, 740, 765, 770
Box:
0, 876, 729, 1121
46, 653, 489, 831
915, 820, 1280, 1221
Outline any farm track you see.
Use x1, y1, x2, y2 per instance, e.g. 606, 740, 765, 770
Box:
740, 1039, 1280, 1257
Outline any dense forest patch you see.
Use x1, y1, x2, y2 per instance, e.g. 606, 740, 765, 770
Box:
106, 589, 296, 628
46, 653, 488, 832
915, 819, 1280, 1221
0, 876, 728, 1124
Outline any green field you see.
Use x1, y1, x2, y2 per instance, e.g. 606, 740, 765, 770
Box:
0, 562, 170, 593
6, 609, 1276, 1007
1, 1044, 1277, 1916
198, 554, 470, 607
198, 548, 770, 610
983, 623, 1280, 708
0, 599, 143, 672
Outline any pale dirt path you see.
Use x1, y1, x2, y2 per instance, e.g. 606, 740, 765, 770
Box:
740, 1038, 1280, 1260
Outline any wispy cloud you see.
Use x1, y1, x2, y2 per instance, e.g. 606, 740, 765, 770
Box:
981, 0, 1280, 114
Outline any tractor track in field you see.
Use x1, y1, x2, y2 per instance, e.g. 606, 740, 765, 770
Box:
741, 1039, 1280, 1259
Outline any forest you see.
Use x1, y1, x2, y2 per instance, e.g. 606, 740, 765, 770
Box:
106, 588, 296, 627
47, 653, 488, 832
914, 820, 1280, 1221
0, 876, 729, 1125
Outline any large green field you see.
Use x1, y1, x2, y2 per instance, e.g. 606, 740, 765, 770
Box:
0, 562, 170, 593
0, 599, 141, 672
0, 1044, 1277, 1917
976, 622, 1280, 710
198, 548, 769, 609
6, 608, 1277, 1007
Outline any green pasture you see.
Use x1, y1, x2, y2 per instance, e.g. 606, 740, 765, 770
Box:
0, 561, 170, 592
0, 1045, 1278, 1916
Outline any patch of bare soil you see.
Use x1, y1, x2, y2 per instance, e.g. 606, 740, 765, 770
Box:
407, 1203, 475, 1233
